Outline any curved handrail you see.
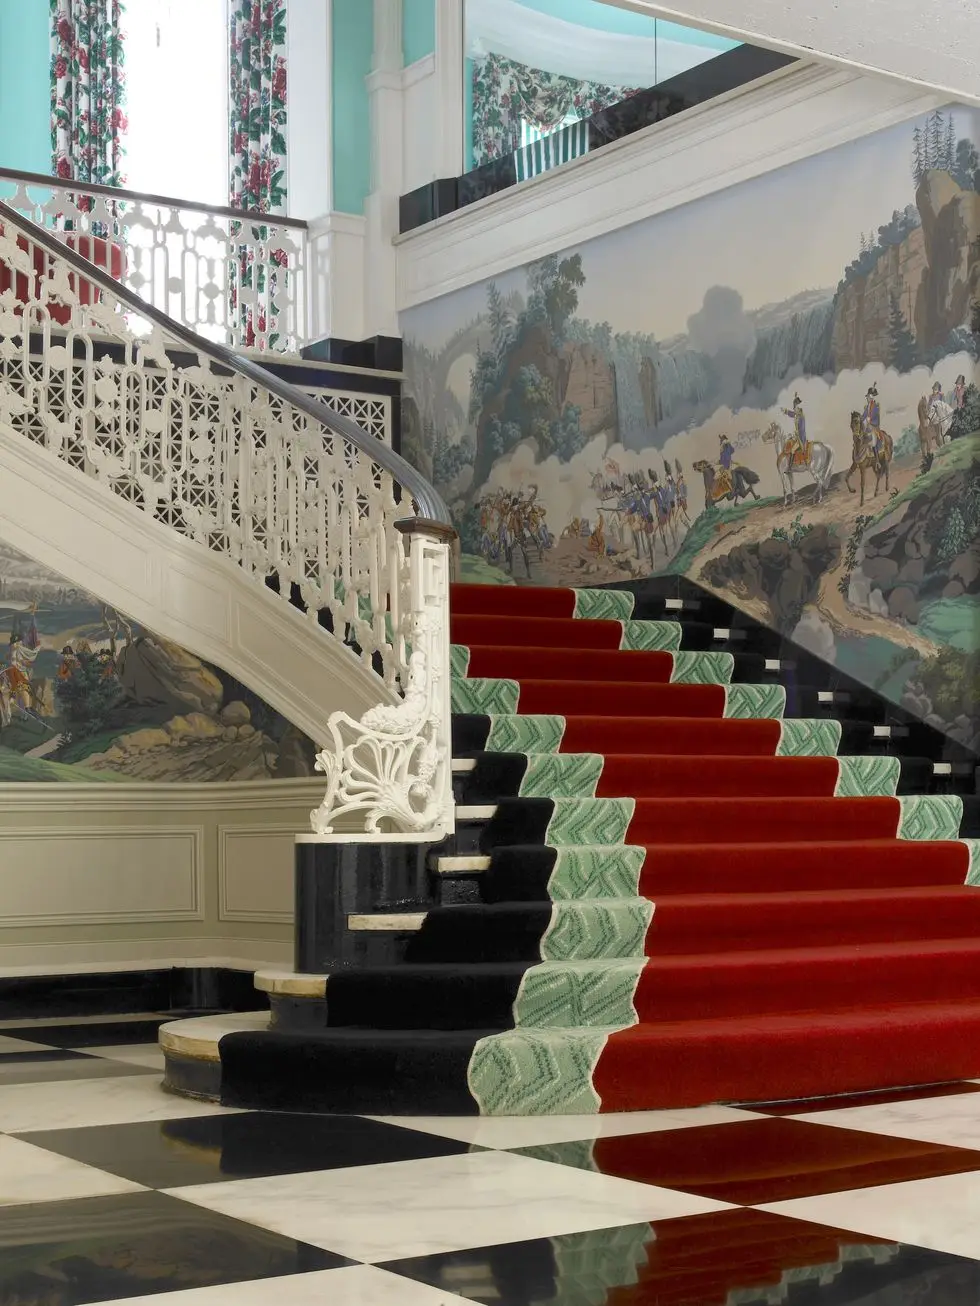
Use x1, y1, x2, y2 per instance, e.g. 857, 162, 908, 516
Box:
0, 165, 308, 230
0, 199, 451, 526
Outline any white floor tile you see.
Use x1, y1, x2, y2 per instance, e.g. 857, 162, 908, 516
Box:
0, 1135, 145, 1207
86, 1043, 167, 1070
0, 1074, 241, 1133
0, 1012, 163, 1030
762, 1170, 980, 1262
97, 1266, 472, 1305
792, 1092, 980, 1150
371, 1105, 757, 1150
0, 1035, 60, 1054
166, 1148, 729, 1264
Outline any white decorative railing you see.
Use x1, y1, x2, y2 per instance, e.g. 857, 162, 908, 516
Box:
0, 168, 308, 354
0, 202, 455, 840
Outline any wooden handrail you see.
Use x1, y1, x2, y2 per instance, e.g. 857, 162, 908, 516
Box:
0, 166, 309, 231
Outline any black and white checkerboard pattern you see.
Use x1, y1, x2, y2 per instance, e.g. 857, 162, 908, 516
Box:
1, 1013, 980, 1304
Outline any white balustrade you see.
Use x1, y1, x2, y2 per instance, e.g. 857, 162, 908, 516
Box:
0, 211, 454, 839
0, 171, 308, 354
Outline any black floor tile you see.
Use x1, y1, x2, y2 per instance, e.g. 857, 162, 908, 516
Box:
20, 1111, 479, 1188
381, 1208, 980, 1305
3, 1018, 170, 1049
0, 1189, 347, 1302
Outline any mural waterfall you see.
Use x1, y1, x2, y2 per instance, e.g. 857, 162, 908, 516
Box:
402, 108, 980, 749
0, 543, 316, 782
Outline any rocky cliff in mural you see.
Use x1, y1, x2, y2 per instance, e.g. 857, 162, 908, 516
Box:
0, 543, 317, 782
403, 105, 980, 742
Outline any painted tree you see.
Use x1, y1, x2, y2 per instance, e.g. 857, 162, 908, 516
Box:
944, 114, 957, 172
912, 125, 926, 186
928, 109, 945, 170
887, 292, 919, 371
486, 280, 513, 361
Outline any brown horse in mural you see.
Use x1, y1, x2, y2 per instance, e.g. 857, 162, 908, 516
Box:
844, 411, 893, 506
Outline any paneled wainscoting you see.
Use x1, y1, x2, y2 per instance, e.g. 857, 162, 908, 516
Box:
0, 780, 324, 975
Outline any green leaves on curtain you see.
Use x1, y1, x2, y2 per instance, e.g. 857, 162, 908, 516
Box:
50, 0, 128, 186
471, 52, 637, 168
228, 0, 288, 351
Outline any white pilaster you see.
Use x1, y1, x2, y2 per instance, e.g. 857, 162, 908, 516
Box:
434, 0, 465, 178
363, 0, 405, 337
286, 0, 333, 219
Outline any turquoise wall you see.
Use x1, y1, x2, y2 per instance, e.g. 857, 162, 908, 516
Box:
331, 0, 374, 215
0, 0, 50, 173
512, 0, 734, 49
403, 0, 435, 64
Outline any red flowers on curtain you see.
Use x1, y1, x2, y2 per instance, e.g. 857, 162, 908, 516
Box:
228, 0, 288, 351
50, 0, 128, 187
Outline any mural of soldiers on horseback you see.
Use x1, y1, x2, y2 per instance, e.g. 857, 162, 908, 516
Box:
762, 395, 835, 506
693, 435, 761, 512
477, 485, 553, 576
845, 383, 894, 505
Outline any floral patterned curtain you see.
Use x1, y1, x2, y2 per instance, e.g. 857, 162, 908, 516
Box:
50, 0, 127, 186
228, 0, 288, 350
472, 52, 637, 168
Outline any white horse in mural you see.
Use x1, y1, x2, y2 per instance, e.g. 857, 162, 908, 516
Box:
764, 424, 835, 506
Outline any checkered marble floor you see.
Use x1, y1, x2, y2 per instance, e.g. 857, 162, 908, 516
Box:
2, 1014, 980, 1302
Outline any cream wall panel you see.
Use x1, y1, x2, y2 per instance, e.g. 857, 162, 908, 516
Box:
0, 827, 204, 927
218, 826, 297, 923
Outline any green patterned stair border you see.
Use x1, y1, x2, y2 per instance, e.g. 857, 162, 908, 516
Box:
468, 1026, 619, 1115
450, 644, 471, 678
540, 899, 654, 962
620, 620, 683, 652
520, 754, 603, 799
777, 719, 843, 757
513, 957, 646, 1028
670, 650, 735, 685
451, 677, 519, 716
963, 840, 980, 887
573, 588, 635, 622
549, 1223, 653, 1290
486, 714, 565, 754
836, 755, 902, 798
724, 683, 787, 719
898, 794, 963, 842
546, 797, 635, 847
548, 845, 647, 900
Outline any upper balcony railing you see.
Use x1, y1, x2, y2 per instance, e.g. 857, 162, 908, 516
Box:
0, 168, 308, 355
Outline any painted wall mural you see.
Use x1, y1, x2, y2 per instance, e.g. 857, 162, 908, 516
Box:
402, 107, 980, 749
0, 543, 317, 782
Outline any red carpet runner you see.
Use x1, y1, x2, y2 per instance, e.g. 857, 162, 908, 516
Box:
451, 582, 980, 1111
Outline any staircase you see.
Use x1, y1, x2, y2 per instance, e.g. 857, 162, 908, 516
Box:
160, 578, 980, 1115
0, 199, 456, 833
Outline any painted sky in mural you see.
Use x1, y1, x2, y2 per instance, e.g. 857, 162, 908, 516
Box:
0, 543, 317, 782
403, 108, 980, 748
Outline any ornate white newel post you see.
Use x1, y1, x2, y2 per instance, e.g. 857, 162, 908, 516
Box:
290, 516, 457, 978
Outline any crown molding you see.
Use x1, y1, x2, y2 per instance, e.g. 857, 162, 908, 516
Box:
396, 61, 946, 310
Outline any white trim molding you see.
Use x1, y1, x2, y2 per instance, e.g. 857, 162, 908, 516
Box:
396, 61, 946, 311
307, 211, 369, 344
434, 0, 465, 178
601, 0, 980, 105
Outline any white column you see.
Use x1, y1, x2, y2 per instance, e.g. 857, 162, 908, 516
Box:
286, 0, 333, 219
363, 0, 405, 337
434, 0, 465, 178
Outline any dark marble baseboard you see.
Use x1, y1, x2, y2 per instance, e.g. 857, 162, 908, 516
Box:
0, 966, 260, 1021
